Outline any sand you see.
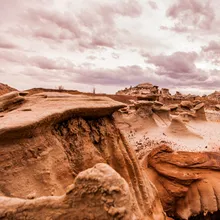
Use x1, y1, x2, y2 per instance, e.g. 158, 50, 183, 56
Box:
115, 110, 220, 161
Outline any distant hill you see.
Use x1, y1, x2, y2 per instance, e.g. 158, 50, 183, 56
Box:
0, 83, 17, 96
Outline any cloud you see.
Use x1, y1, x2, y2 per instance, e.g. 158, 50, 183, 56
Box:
112, 53, 120, 59
87, 55, 97, 60
1, 0, 220, 94
22, 61, 148, 86
160, 25, 189, 33
145, 51, 208, 81
201, 40, 220, 64
0, 36, 19, 49
163, 0, 215, 33
202, 40, 220, 53
148, 1, 158, 10
5, 0, 143, 51
0, 42, 18, 49
0, 50, 27, 64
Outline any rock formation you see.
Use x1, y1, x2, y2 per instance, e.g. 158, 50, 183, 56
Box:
193, 103, 207, 121
207, 91, 220, 102
180, 101, 194, 109
145, 145, 220, 219
116, 83, 160, 101
0, 92, 165, 219
0, 83, 16, 96
0, 91, 25, 112
0, 163, 137, 219
160, 88, 171, 97
152, 105, 170, 123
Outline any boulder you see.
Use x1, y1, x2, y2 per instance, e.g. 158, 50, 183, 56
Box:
180, 101, 193, 109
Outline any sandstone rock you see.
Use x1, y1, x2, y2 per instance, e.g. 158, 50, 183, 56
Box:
135, 100, 154, 109
160, 88, 171, 98
0, 83, 16, 96
193, 103, 206, 121
207, 91, 220, 102
193, 100, 202, 106
136, 83, 154, 89
137, 94, 160, 101
154, 101, 164, 107
116, 83, 160, 97
168, 104, 179, 111
19, 91, 29, 96
179, 111, 196, 121
215, 104, 220, 111
0, 92, 165, 220
0, 92, 126, 138
180, 101, 193, 109
0, 91, 25, 112
146, 145, 220, 219
152, 106, 171, 123
167, 117, 201, 138
175, 91, 182, 96
193, 102, 205, 110
0, 164, 134, 219
118, 106, 129, 114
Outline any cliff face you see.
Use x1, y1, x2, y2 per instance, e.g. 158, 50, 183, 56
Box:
0, 92, 165, 220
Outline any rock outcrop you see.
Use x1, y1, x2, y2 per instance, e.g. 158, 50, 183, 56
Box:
146, 145, 220, 219
0, 92, 165, 219
116, 83, 160, 101
0, 163, 136, 219
166, 117, 201, 138
180, 101, 194, 109
0, 83, 16, 96
0, 91, 25, 112
193, 103, 207, 121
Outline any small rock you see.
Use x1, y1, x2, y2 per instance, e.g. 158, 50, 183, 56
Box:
27, 192, 36, 199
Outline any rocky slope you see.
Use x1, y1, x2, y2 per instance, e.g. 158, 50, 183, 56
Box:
1, 90, 220, 219
0, 92, 165, 219
0, 83, 16, 96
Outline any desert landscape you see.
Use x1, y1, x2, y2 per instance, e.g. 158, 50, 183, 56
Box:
1, 0, 220, 219
0, 82, 220, 220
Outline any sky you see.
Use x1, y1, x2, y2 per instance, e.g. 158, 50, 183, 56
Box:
0, 0, 220, 94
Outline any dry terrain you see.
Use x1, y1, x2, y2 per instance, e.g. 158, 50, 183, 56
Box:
0, 83, 220, 219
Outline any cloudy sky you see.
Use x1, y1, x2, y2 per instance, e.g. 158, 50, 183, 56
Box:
0, 0, 220, 94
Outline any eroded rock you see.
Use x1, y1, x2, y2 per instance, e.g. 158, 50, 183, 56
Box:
0, 91, 25, 112
146, 145, 220, 219
0, 92, 165, 220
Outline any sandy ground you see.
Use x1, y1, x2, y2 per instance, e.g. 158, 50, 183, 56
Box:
116, 110, 220, 160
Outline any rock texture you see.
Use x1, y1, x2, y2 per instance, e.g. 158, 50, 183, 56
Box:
116, 83, 160, 101
146, 145, 220, 219
193, 103, 207, 121
0, 91, 25, 112
167, 117, 201, 138
0, 163, 135, 219
0, 92, 165, 220
0, 83, 16, 96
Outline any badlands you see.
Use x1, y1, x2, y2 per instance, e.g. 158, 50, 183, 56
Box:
0, 82, 220, 220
